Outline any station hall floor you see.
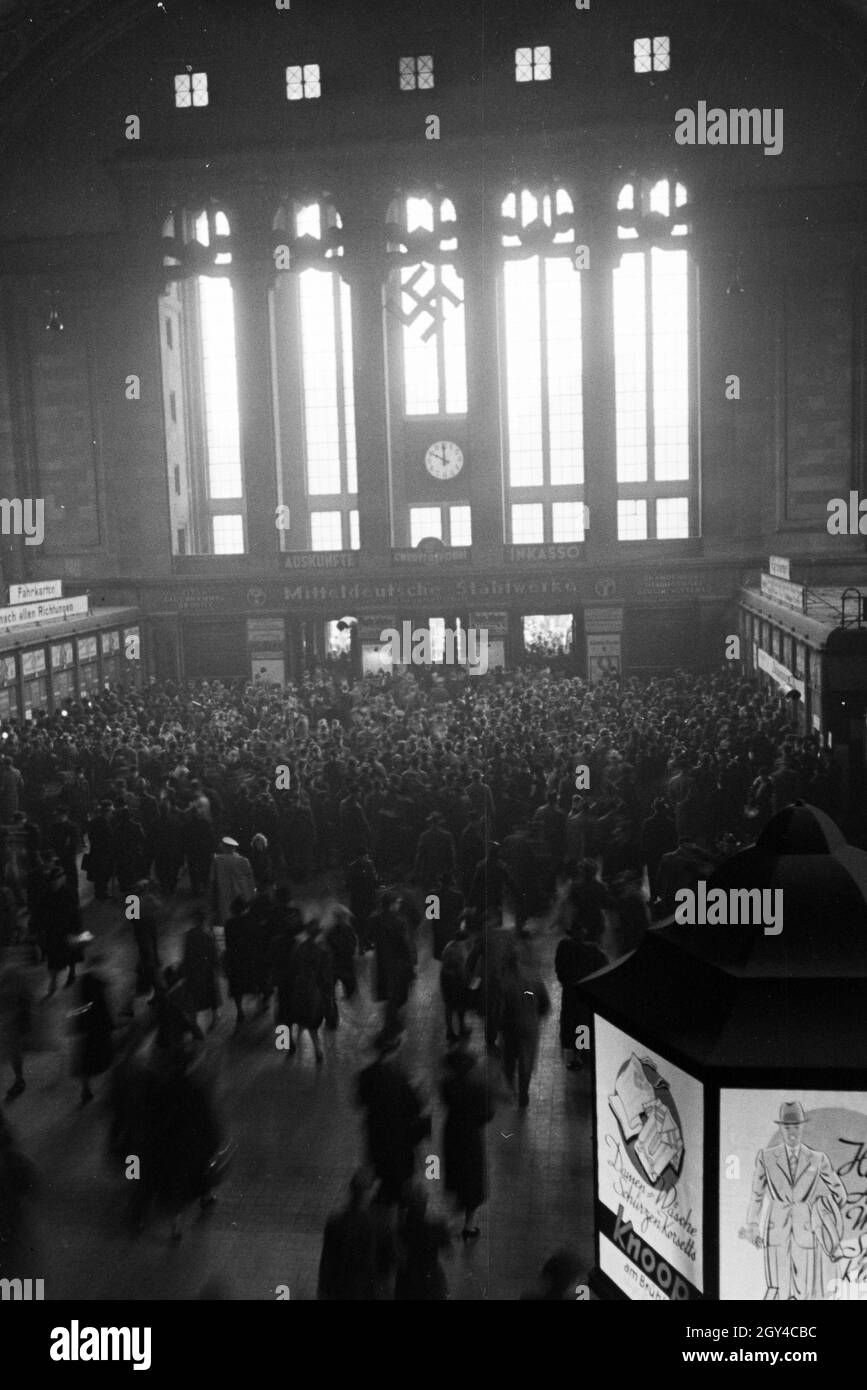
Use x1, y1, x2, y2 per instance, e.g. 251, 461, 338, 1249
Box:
6, 880, 599, 1301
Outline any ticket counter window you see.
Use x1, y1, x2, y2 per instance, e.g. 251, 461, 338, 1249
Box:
22, 649, 48, 718
77, 636, 99, 695
101, 630, 121, 686
51, 642, 75, 708
122, 628, 143, 688
523, 614, 573, 657
0, 655, 18, 722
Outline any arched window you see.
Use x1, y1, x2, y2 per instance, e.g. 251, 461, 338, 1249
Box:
613, 176, 694, 540
272, 198, 358, 552
160, 204, 245, 555
385, 192, 470, 550
500, 184, 585, 545
385, 193, 466, 417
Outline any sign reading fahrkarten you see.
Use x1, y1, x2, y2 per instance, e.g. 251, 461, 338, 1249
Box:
8, 579, 62, 604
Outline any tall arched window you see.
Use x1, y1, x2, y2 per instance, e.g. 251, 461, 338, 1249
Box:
385, 193, 470, 549
499, 185, 585, 545
386, 194, 466, 418
271, 198, 358, 551
160, 204, 245, 555
613, 177, 694, 540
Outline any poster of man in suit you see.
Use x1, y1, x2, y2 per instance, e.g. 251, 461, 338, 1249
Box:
719, 1092, 867, 1300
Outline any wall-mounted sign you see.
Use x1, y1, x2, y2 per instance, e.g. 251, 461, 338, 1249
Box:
584, 607, 624, 634
505, 543, 583, 565
246, 617, 285, 649
760, 573, 805, 611
768, 556, 791, 580
284, 552, 359, 571
8, 579, 62, 604
595, 1016, 704, 1300
719, 1089, 867, 1301
757, 647, 805, 699
0, 594, 88, 631
392, 547, 471, 566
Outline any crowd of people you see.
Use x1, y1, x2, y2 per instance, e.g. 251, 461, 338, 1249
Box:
0, 661, 836, 1297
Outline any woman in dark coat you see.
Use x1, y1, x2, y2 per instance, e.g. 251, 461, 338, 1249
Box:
72, 963, 114, 1104
281, 921, 332, 1062
146, 800, 184, 897
440, 1048, 495, 1240
33, 865, 84, 995
85, 801, 115, 900
554, 921, 607, 1071
394, 1187, 451, 1301
223, 898, 259, 1030
150, 1053, 223, 1241
180, 911, 221, 1030
0, 1111, 38, 1279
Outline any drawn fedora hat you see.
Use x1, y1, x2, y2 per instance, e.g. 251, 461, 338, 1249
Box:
777, 1100, 807, 1126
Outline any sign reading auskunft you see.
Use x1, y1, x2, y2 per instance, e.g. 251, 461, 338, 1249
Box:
8, 579, 62, 604
0, 595, 89, 631
283, 552, 359, 571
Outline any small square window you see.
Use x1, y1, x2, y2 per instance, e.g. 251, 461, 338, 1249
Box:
515, 46, 550, 82
652, 36, 671, 71
310, 511, 343, 550
400, 55, 434, 91
633, 38, 652, 73
634, 36, 670, 73
410, 507, 442, 548
174, 72, 208, 108
552, 501, 585, 543
656, 497, 689, 539
287, 64, 321, 100
617, 499, 647, 541
511, 503, 544, 544
212, 514, 244, 554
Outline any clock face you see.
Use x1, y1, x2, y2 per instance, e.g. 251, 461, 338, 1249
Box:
425, 440, 464, 481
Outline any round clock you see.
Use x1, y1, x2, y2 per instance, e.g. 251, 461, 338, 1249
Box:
425, 440, 464, 481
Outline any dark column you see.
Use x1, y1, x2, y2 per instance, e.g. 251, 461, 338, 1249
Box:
342, 188, 392, 568
231, 194, 279, 565
581, 194, 618, 558
456, 179, 505, 566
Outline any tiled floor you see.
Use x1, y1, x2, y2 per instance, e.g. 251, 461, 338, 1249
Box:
6, 882, 597, 1301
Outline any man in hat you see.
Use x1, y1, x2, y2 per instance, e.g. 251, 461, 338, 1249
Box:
742, 1100, 846, 1299
208, 837, 255, 926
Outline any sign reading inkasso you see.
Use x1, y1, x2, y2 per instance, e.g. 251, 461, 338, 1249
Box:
504, 542, 583, 565
0, 594, 89, 631
595, 1016, 704, 1300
